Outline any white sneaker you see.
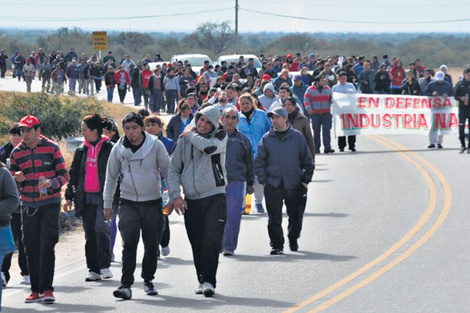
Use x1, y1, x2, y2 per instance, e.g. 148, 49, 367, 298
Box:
202, 282, 215, 297
161, 246, 170, 257
100, 268, 113, 279
1, 272, 7, 287
21, 275, 31, 285
85, 271, 102, 281
194, 283, 203, 295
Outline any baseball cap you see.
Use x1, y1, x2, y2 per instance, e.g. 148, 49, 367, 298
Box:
18, 115, 40, 128
267, 107, 288, 118
262, 74, 272, 81
293, 75, 302, 81
439, 65, 448, 71
435, 71, 445, 81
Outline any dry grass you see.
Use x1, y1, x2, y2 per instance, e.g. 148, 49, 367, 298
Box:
448, 67, 463, 83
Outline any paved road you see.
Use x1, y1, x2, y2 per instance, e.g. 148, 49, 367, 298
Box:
0, 75, 137, 106
1, 76, 469, 312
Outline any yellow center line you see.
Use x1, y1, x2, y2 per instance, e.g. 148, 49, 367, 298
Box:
284, 135, 443, 313
306, 137, 452, 313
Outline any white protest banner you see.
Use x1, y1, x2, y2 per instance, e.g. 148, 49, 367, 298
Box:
332, 92, 460, 136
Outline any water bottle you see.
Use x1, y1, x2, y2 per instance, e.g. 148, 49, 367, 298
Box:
38, 173, 47, 198
244, 193, 252, 215
162, 189, 170, 215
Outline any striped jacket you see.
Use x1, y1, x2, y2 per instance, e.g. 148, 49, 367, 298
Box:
9, 136, 69, 207
303, 84, 332, 114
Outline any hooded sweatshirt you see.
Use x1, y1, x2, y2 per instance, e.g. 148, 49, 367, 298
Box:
258, 83, 279, 111
168, 105, 228, 201
103, 132, 170, 208
0, 166, 19, 226
84, 136, 108, 192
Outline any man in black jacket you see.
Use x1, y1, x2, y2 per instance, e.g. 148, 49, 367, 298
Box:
254, 107, 314, 255
454, 68, 470, 153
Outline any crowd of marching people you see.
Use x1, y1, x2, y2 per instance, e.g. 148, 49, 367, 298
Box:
0, 46, 469, 309
1, 48, 469, 152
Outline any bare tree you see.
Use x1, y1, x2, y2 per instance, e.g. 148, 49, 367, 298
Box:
183, 21, 234, 55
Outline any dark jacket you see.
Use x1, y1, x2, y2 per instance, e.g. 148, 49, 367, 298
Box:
130, 67, 141, 89
401, 78, 421, 95
166, 113, 194, 141
226, 129, 254, 186
424, 80, 454, 97
374, 70, 391, 93
454, 79, 470, 110
0, 165, 19, 226
65, 140, 113, 217
104, 71, 116, 87
288, 109, 315, 162
0, 142, 13, 164
254, 126, 314, 189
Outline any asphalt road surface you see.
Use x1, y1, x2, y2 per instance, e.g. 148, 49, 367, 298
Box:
1, 76, 469, 312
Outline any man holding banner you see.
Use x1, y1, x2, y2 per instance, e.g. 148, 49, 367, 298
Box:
454, 68, 470, 154
332, 72, 358, 152
424, 71, 454, 149
304, 75, 335, 154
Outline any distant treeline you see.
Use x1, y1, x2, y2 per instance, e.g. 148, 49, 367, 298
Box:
1, 26, 469, 69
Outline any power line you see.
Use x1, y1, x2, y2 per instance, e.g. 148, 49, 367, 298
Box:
13, 0, 230, 6
240, 7, 470, 24
241, 0, 469, 8
0, 8, 232, 22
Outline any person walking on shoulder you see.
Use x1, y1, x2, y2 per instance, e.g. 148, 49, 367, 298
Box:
9, 115, 70, 304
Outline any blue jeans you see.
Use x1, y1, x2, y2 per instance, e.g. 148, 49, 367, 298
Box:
165, 90, 178, 114
311, 113, 332, 151
223, 182, 244, 252
0, 255, 3, 311
149, 89, 164, 113
69, 78, 77, 92
133, 87, 142, 106
107, 86, 114, 102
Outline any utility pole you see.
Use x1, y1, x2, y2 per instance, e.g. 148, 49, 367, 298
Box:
235, 0, 239, 53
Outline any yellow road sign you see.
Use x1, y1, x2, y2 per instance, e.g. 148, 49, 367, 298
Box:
92, 31, 108, 51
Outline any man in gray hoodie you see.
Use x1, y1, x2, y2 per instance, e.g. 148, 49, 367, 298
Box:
258, 83, 279, 111
103, 112, 170, 300
168, 105, 228, 297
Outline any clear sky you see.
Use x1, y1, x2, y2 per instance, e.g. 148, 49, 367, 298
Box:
1, 0, 470, 33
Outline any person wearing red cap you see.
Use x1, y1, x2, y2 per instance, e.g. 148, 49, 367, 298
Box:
9, 115, 70, 304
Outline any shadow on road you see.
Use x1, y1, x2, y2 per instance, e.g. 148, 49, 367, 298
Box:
327, 148, 460, 156
311, 179, 333, 183
129, 294, 295, 310
228, 250, 356, 263
304, 212, 349, 218
2, 303, 115, 312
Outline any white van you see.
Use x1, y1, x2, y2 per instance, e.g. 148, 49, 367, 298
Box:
216, 54, 262, 72
170, 54, 213, 74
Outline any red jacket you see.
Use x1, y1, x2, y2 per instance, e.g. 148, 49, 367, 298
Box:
389, 65, 405, 88
115, 70, 130, 86
141, 69, 153, 88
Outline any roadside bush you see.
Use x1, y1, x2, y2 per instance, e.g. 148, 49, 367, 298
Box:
0, 92, 102, 140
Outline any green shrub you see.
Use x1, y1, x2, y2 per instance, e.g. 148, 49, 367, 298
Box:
0, 92, 102, 140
